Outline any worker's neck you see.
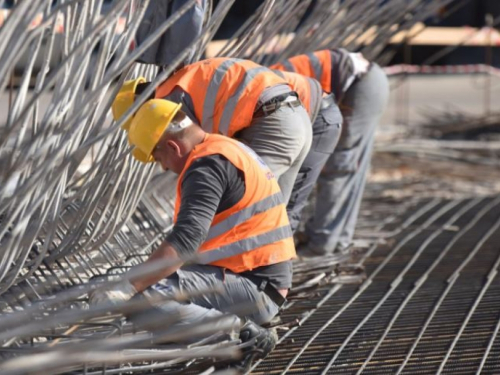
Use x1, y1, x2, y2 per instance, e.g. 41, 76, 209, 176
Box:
178, 129, 206, 168
189, 128, 207, 148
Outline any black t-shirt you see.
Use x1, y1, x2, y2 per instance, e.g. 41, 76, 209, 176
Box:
166, 154, 293, 289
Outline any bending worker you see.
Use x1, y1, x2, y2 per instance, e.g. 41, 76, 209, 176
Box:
114, 57, 312, 202
272, 70, 343, 233
91, 99, 296, 370
272, 48, 389, 255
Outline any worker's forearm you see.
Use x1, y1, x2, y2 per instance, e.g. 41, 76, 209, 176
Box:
130, 242, 184, 292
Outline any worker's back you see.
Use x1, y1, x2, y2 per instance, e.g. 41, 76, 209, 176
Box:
271, 50, 332, 93
271, 48, 356, 100
156, 58, 287, 137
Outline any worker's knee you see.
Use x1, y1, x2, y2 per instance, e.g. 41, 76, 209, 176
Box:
322, 148, 358, 177
140, 278, 181, 309
247, 299, 280, 326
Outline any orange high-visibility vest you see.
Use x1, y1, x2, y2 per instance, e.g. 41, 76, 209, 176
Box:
271, 50, 332, 93
174, 134, 296, 273
156, 58, 288, 137
273, 70, 322, 120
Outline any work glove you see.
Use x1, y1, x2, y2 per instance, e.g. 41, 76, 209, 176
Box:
88, 280, 137, 305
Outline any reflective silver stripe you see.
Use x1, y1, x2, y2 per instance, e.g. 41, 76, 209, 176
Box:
202, 59, 242, 131
218, 66, 269, 135
205, 192, 284, 242
282, 60, 296, 72
272, 69, 285, 79
197, 225, 293, 264
307, 52, 323, 81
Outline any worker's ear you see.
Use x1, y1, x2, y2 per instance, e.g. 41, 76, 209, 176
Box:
166, 140, 181, 156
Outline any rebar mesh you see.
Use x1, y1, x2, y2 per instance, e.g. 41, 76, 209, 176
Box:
252, 197, 500, 374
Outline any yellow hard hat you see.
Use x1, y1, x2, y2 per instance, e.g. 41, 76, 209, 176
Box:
128, 99, 182, 163
112, 77, 146, 131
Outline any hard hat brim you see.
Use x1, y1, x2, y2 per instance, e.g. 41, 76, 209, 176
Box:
132, 147, 155, 163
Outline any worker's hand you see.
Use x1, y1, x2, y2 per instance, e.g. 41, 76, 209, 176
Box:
88, 280, 137, 305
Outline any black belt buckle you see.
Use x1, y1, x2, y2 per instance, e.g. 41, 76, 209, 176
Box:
254, 92, 299, 118
260, 102, 278, 117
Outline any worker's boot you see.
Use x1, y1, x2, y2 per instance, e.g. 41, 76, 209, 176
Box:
234, 320, 278, 372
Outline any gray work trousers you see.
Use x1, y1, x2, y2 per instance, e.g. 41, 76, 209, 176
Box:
286, 95, 343, 232
138, 264, 280, 344
238, 104, 312, 203
305, 64, 389, 254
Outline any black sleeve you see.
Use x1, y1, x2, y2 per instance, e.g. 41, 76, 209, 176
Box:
166, 155, 241, 258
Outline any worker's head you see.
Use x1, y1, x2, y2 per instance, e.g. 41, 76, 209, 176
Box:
128, 99, 205, 174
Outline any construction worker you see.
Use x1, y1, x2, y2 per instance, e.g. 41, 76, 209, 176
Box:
91, 99, 296, 371
114, 57, 312, 202
272, 70, 343, 233
271, 48, 389, 255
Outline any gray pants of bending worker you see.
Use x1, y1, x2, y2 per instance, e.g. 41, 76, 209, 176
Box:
238, 104, 312, 202
305, 64, 389, 254
286, 95, 343, 232
136, 264, 280, 343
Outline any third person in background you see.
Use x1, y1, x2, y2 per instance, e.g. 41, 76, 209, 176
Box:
271, 48, 389, 256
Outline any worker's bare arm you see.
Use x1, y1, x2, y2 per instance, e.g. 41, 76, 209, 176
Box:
131, 241, 184, 293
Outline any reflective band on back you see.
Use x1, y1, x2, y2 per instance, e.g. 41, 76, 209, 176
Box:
197, 225, 293, 264
307, 52, 322, 81
202, 59, 241, 131
282, 60, 296, 72
218, 66, 269, 135
205, 192, 284, 242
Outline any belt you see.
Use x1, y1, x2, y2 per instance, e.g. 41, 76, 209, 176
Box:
244, 275, 287, 308
253, 93, 301, 118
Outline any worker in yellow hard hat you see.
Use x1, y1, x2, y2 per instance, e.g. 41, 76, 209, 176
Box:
91, 98, 296, 371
